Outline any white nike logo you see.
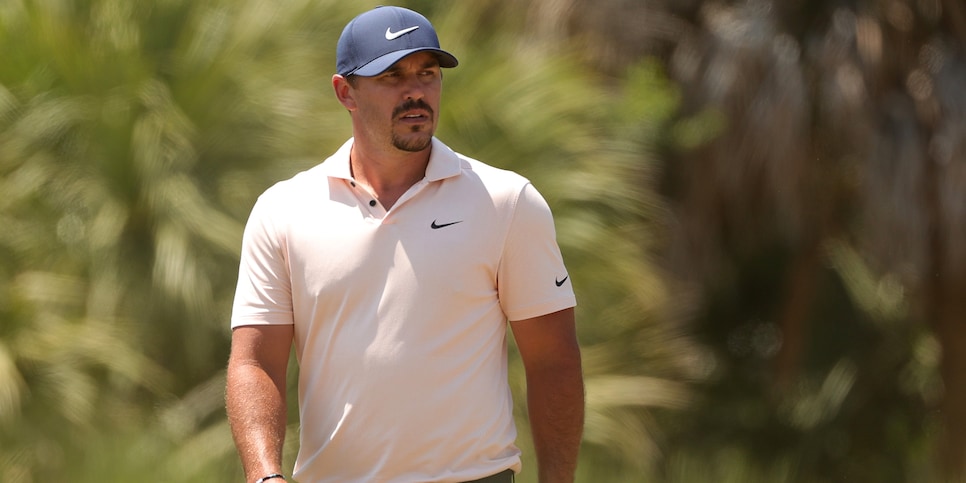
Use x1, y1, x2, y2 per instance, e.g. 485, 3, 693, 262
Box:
385, 26, 419, 40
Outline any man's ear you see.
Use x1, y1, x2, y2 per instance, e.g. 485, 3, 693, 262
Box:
332, 74, 357, 111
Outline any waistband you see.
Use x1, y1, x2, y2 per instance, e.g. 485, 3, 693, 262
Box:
462, 468, 514, 483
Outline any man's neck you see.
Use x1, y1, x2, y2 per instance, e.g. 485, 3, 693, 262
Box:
349, 142, 431, 210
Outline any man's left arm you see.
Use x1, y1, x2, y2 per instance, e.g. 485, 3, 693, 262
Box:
510, 307, 584, 483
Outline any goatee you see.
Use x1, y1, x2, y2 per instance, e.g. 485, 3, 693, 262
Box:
392, 133, 432, 152
391, 99, 434, 152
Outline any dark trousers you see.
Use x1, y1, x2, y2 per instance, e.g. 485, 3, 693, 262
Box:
462, 469, 514, 483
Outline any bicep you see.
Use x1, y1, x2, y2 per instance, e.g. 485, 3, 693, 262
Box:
229, 325, 294, 383
510, 307, 580, 370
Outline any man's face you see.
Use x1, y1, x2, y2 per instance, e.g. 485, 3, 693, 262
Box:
348, 51, 443, 153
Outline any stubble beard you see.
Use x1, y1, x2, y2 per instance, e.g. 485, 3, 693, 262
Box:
391, 129, 433, 152
390, 99, 434, 152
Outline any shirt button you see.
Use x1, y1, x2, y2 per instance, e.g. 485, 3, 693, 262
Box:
369, 200, 377, 207
350, 181, 356, 187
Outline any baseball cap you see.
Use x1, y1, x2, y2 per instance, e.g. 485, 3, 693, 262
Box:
336, 6, 459, 77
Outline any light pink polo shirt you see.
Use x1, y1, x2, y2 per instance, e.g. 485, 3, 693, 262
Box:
231, 137, 575, 482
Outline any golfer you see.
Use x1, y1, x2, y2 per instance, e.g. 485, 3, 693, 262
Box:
226, 6, 584, 483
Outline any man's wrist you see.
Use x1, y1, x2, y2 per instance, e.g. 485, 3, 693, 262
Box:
254, 473, 285, 483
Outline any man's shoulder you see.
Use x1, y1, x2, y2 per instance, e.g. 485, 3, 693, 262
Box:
259, 139, 352, 201
451, 150, 531, 192
257, 164, 330, 206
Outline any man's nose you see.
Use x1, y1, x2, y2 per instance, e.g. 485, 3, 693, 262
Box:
402, 74, 426, 100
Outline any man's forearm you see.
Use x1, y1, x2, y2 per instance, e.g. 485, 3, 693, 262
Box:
227, 362, 288, 483
526, 360, 585, 483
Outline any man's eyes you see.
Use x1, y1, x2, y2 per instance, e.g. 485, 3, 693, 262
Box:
381, 70, 438, 79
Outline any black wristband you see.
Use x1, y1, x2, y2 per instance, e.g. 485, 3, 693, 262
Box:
255, 473, 285, 483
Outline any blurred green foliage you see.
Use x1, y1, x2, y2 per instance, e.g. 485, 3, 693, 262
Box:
1, 0, 682, 481
3, 0, 965, 482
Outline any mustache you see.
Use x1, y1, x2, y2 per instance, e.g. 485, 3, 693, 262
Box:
392, 99, 434, 118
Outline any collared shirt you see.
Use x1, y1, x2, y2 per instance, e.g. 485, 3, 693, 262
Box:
231, 137, 575, 482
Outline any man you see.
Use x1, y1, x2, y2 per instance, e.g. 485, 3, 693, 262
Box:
226, 6, 584, 483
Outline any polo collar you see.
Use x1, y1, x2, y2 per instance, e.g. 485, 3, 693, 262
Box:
321, 137, 462, 182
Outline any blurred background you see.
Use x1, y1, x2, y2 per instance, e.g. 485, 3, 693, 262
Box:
2, 0, 965, 481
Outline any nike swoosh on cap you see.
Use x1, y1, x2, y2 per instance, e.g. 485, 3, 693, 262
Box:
385, 26, 420, 40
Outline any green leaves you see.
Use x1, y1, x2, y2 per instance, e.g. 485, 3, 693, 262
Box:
1, 1, 684, 481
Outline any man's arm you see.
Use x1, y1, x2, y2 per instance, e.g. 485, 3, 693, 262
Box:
510, 307, 584, 483
226, 324, 294, 483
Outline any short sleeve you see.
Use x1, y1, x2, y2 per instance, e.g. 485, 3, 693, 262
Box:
497, 183, 576, 321
230, 194, 295, 328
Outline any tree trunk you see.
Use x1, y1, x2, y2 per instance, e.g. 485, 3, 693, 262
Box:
923, 113, 966, 478
774, 241, 821, 390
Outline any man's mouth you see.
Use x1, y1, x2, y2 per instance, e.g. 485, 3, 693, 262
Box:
398, 111, 430, 123
393, 100, 433, 122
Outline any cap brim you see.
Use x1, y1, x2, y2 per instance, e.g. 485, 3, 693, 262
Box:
349, 48, 459, 77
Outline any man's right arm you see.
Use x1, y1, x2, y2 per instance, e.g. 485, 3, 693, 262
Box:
226, 324, 294, 483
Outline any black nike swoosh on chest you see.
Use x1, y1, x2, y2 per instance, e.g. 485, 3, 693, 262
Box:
431, 220, 463, 229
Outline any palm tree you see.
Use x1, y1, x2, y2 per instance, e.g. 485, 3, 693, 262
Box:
1, 0, 353, 480
2, 0, 686, 481
518, 0, 966, 479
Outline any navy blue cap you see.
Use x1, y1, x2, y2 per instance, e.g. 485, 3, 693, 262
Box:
337, 6, 459, 77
